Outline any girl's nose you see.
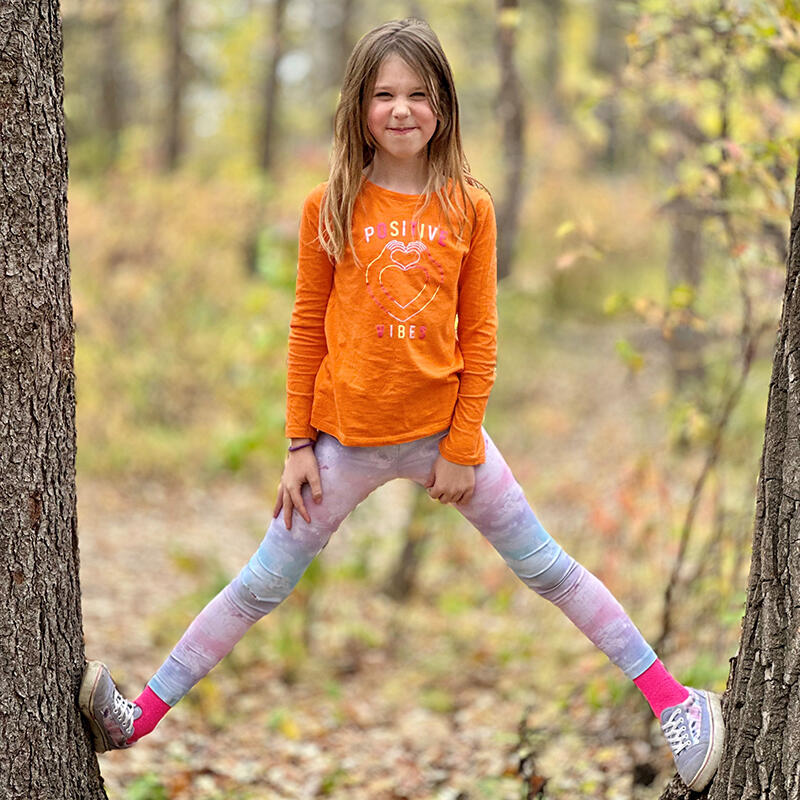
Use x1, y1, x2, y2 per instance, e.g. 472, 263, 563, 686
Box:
393, 97, 410, 117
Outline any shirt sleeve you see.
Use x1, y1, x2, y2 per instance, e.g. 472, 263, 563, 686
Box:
438, 193, 498, 465
285, 186, 334, 440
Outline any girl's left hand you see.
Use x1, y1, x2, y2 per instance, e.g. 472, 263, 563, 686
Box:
425, 455, 475, 505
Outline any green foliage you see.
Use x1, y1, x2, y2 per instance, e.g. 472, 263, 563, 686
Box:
678, 651, 732, 691
614, 338, 645, 373
318, 766, 349, 795
124, 774, 169, 800
420, 686, 456, 713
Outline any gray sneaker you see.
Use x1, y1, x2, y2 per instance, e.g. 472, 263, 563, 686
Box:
660, 688, 724, 791
79, 660, 141, 752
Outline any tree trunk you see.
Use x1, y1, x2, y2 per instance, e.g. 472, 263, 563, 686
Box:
382, 486, 433, 601
258, 0, 289, 174
665, 192, 707, 393
0, 1, 107, 798
590, 0, 627, 169
537, 0, 566, 122
495, 0, 526, 282
660, 154, 800, 799
164, 0, 186, 171
98, 3, 125, 166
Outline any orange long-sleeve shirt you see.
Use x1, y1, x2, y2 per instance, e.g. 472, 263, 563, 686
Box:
285, 177, 497, 465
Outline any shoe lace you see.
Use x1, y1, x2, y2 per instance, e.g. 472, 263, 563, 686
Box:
662, 707, 692, 756
112, 690, 138, 739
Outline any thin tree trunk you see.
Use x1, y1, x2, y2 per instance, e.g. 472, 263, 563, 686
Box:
164, 0, 185, 171
495, 0, 526, 282
660, 154, 800, 799
0, 1, 107, 797
99, 3, 124, 166
590, 0, 627, 168
665, 193, 707, 392
382, 486, 432, 601
538, 0, 566, 122
336, 0, 356, 81
258, 0, 289, 174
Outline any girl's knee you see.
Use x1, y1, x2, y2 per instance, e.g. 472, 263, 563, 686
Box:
238, 557, 298, 605
498, 528, 580, 600
235, 522, 330, 607
519, 550, 580, 599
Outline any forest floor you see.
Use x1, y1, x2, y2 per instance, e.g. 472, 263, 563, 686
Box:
79, 317, 743, 800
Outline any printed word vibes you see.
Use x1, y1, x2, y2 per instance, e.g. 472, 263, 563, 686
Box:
376, 323, 426, 340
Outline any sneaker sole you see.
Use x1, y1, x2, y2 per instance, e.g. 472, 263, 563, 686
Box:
78, 660, 114, 753
688, 691, 724, 791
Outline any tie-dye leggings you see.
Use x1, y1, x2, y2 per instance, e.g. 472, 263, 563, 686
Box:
148, 427, 656, 706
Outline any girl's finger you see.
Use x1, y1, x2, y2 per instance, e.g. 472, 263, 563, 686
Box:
308, 467, 323, 504
283, 492, 295, 530
289, 484, 311, 524
273, 484, 284, 518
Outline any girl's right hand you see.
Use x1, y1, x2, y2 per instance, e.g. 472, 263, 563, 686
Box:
272, 445, 323, 530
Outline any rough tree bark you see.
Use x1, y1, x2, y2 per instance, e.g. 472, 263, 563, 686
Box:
659, 154, 800, 799
0, 1, 107, 797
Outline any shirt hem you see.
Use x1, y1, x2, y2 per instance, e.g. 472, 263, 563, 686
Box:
311, 417, 454, 447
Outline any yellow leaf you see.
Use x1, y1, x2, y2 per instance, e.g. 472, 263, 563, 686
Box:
280, 715, 301, 740
556, 220, 576, 239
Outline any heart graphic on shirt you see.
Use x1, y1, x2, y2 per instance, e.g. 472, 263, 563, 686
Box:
365, 240, 444, 323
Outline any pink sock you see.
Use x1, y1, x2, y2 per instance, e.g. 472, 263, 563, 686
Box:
128, 685, 172, 743
633, 658, 690, 718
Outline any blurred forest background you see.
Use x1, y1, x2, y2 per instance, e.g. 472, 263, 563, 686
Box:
64, 0, 800, 798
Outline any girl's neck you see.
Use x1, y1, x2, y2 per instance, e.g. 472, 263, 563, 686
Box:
364, 153, 430, 195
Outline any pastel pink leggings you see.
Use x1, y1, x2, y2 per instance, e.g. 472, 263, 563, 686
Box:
148, 427, 656, 706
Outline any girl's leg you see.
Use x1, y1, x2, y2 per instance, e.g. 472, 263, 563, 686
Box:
401, 427, 660, 680
144, 433, 394, 709
82, 433, 395, 749
399, 428, 723, 791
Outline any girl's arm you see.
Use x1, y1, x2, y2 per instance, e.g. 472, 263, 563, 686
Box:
439, 193, 498, 466
275, 186, 332, 529
285, 184, 334, 441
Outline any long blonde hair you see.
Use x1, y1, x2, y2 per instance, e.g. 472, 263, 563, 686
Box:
320, 18, 484, 265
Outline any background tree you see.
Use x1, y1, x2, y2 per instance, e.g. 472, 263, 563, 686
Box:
589, 0, 627, 168
495, 0, 525, 280
258, 0, 289, 174
164, 0, 187, 170
98, 1, 126, 167
0, 1, 106, 797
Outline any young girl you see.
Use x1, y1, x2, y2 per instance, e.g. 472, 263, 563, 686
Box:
80, 17, 724, 791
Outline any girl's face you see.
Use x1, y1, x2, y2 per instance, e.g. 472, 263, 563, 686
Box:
366, 54, 439, 164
